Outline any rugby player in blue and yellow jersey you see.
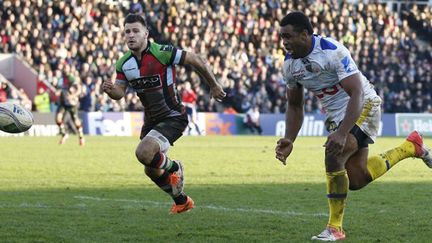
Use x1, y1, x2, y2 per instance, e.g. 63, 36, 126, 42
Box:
103, 14, 225, 214
274, 11, 432, 241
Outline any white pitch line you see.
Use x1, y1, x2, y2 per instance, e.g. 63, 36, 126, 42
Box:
0, 202, 87, 209
74, 195, 327, 217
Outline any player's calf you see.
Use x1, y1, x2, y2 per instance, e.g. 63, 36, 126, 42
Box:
346, 168, 372, 191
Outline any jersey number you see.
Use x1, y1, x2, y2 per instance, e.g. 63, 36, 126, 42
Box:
316, 84, 340, 99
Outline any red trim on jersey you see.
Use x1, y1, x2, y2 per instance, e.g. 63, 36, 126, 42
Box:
116, 72, 126, 80
167, 69, 179, 106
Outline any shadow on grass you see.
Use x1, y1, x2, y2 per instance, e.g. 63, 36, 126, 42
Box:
0, 182, 431, 242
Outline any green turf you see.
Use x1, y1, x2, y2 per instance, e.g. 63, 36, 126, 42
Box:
0, 135, 431, 242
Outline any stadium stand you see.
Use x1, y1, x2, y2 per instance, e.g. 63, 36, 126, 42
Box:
0, 0, 431, 113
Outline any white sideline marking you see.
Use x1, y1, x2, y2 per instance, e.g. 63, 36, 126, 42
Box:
0, 202, 87, 209
74, 195, 327, 217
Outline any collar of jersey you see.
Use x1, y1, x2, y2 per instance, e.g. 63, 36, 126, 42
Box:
142, 41, 151, 53
305, 35, 316, 57
131, 41, 151, 60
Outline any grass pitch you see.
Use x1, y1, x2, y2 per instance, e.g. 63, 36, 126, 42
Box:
0, 135, 431, 242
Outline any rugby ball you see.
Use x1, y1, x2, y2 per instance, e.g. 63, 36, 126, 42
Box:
0, 102, 34, 133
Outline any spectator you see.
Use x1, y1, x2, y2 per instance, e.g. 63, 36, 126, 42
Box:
0, 0, 430, 114
244, 105, 263, 135
33, 87, 51, 112
0, 82, 8, 102
181, 81, 202, 135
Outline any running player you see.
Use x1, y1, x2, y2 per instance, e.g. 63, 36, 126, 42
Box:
102, 14, 225, 214
274, 11, 432, 241
55, 68, 85, 146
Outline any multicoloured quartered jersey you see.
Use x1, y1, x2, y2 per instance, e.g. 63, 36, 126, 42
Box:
115, 42, 186, 122
282, 35, 379, 127
57, 74, 79, 107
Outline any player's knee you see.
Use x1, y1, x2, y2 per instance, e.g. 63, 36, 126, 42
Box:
135, 148, 147, 165
55, 116, 63, 124
135, 145, 156, 165
73, 118, 81, 125
324, 156, 344, 170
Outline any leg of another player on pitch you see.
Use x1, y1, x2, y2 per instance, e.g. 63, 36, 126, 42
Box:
56, 107, 68, 144
324, 134, 358, 232
136, 135, 189, 206
70, 109, 85, 146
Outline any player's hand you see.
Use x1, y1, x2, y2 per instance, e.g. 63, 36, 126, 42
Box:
324, 131, 347, 156
275, 138, 294, 165
210, 84, 226, 102
102, 80, 114, 93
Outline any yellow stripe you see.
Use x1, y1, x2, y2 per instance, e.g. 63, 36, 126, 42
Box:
356, 99, 372, 126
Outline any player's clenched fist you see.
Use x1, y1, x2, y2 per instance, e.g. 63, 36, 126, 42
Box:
102, 80, 114, 93
275, 138, 293, 165
210, 84, 226, 102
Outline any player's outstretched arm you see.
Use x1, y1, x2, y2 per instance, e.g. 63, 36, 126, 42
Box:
275, 86, 304, 165
182, 51, 226, 102
102, 79, 127, 100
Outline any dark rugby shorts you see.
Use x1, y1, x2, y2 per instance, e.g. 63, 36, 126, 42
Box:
140, 114, 188, 145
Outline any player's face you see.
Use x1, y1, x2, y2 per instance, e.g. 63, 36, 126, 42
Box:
279, 25, 310, 59
124, 22, 149, 51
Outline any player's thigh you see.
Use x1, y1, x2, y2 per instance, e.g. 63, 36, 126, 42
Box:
345, 147, 371, 189
355, 96, 381, 144
55, 106, 66, 121
68, 106, 81, 126
325, 133, 358, 171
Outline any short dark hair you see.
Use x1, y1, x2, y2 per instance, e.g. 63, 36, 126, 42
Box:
124, 13, 148, 27
280, 11, 313, 35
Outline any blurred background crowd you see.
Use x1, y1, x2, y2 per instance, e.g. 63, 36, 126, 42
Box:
0, 0, 431, 114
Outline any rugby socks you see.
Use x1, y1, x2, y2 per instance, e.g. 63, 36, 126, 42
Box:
57, 121, 66, 135
76, 124, 84, 138
173, 192, 187, 205
326, 170, 348, 231
151, 170, 187, 205
149, 152, 179, 172
366, 141, 415, 180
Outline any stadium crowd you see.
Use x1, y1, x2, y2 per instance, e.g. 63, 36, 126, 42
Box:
0, 0, 431, 114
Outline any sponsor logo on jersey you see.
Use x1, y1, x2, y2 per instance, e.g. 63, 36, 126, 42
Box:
301, 58, 321, 73
292, 70, 305, 81
130, 75, 162, 90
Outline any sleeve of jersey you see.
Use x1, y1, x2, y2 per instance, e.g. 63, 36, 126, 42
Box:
115, 64, 127, 85
283, 62, 299, 89
170, 48, 186, 65
332, 46, 359, 81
